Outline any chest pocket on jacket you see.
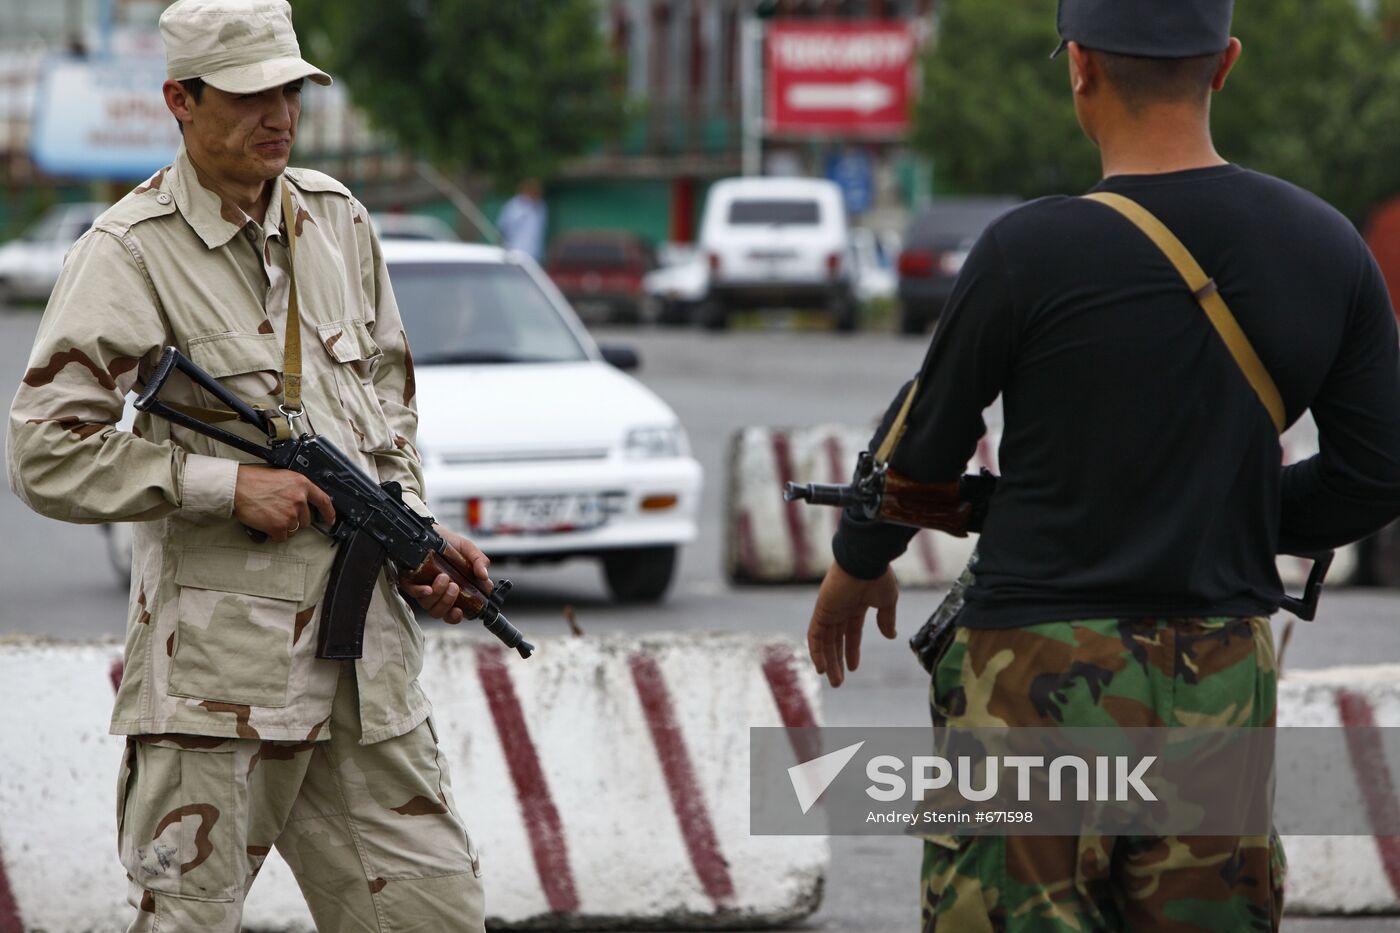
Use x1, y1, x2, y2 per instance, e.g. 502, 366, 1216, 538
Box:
317, 318, 395, 453
184, 331, 285, 457
168, 546, 306, 709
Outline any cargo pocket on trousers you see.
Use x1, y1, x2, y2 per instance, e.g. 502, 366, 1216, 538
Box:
318, 318, 395, 454
168, 547, 306, 708
117, 737, 240, 903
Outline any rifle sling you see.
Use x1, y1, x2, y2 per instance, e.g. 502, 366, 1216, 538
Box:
1082, 191, 1286, 435
278, 181, 304, 419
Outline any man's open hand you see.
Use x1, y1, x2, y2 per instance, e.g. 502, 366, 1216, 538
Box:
407, 525, 493, 623
807, 564, 900, 688
233, 464, 335, 543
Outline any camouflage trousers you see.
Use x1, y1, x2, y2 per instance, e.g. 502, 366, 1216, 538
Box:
920, 617, 1286, 932
117, 664, 485, 932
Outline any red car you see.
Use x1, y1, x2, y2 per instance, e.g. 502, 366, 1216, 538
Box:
546, 230, 656, 324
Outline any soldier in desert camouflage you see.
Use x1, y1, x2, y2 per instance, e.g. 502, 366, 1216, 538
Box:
7, 1, 490, 928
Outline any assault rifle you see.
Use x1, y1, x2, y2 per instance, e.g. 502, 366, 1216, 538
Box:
135, 347, 533, 661
784, 450, 1334, 622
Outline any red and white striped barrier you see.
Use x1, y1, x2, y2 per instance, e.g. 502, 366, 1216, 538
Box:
1278, 666, 1400, 913
726, 424, 994, 586
726, 421, 1362, 589
0, 633, 824, 932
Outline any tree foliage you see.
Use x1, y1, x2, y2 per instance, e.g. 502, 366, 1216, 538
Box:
294, 0, 623, 185
913, 0, 1400, 223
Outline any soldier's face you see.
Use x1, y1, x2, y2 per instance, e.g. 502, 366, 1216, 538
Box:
183, 80, 303, 188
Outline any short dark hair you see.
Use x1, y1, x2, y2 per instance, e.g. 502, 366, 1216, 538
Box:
179, 77, 206, 102
1093, 50, 1222, 111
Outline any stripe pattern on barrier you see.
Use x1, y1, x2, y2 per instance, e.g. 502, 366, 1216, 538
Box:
477, 645, 581, 913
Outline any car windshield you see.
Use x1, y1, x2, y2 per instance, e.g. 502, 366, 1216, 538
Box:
390, 261, 590, 366
727, 199, 820, 226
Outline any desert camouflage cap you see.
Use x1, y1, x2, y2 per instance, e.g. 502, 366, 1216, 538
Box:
160, 0, 331, 94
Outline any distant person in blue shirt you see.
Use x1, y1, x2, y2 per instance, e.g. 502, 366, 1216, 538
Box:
497, 178, 547, 261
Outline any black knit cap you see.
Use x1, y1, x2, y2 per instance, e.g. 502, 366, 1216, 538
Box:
1050, 0, 1234, 59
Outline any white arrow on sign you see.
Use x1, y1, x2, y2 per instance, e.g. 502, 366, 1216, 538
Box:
786, 78, 894, 114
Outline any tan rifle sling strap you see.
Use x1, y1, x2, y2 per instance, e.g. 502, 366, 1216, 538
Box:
1082, 191, 1286, 434
159, 180, 304, 440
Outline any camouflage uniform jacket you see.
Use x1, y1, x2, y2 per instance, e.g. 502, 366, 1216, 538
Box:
7, 145, 433, 744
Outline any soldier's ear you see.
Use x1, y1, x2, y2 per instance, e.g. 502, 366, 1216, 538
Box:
163, 79, 197, 130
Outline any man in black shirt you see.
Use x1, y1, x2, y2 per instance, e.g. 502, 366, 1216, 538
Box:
805, 1, 1400, 929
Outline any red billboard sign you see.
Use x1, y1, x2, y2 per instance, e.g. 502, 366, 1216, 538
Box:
766, 22, 917, 138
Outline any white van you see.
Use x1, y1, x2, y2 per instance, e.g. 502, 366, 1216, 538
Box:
697, 177, 856, 331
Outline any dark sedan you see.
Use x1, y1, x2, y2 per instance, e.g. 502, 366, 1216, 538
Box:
897, 197, 1019, 335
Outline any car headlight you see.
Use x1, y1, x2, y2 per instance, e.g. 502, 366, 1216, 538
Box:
625, 425, 685, 459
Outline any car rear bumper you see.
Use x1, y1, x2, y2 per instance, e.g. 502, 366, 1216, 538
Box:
424, 455, 702, 557
710, 281, 848, 309
897, 276, 956, 308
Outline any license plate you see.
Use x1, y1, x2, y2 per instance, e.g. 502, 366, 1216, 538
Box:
469, 494, 608, 536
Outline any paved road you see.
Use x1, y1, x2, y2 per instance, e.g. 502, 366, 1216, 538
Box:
1, 309, 1396, 931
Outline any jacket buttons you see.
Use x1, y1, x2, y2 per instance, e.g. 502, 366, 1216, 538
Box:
156, 193, 172, 204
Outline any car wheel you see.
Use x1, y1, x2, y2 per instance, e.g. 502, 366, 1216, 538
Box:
657, 300, 691, 327
831, 290, 859, 333
698, 297, 729, 331
898, 301, 926, 336
602, 546, 678, 603
1367, 520, 1400, 588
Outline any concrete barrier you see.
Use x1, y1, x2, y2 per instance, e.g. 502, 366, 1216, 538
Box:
726, 422, 1361, 590
1278, 665, 1400, 914
0, 633, 824, 932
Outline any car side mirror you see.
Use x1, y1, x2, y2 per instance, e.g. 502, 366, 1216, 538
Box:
599, 343, 641, 372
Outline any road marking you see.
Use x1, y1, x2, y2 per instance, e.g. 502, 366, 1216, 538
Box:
477, 645, 581, 912
629, 653, 736, 908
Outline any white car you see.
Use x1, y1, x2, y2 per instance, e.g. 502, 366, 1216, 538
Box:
369, 212, 462, 243
697, 176, 856, 331
0, 202, 108, 303
102, 242, 703, 604
643, 252, 708, 325
393, 241, 702, 601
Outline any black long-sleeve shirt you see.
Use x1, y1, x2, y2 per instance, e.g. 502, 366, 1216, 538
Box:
834, 165, 1400, 628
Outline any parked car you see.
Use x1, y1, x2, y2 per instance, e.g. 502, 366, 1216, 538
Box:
643, 251, 708, 326
370, 212, 462, 243
897, 197, 1019, 335
697, 176, 857, 332
0, 202, 107, 303
545, 230, 656, 324
850, 227, 900, 304
102, 241, 702, 603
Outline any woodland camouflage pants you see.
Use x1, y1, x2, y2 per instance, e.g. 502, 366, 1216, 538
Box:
116, 664, 485, 932
920, 617, 1286, 933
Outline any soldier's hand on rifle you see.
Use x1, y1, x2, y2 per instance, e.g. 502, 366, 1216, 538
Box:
233, 464, 336, 542
807, 564, 899, 688
408, 525, 493, 624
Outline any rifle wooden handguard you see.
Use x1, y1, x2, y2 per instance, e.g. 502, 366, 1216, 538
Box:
875, 471, 973, 537
400, 550, 491, 621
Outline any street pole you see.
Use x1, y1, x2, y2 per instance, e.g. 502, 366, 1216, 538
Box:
740, 15, 763, 176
